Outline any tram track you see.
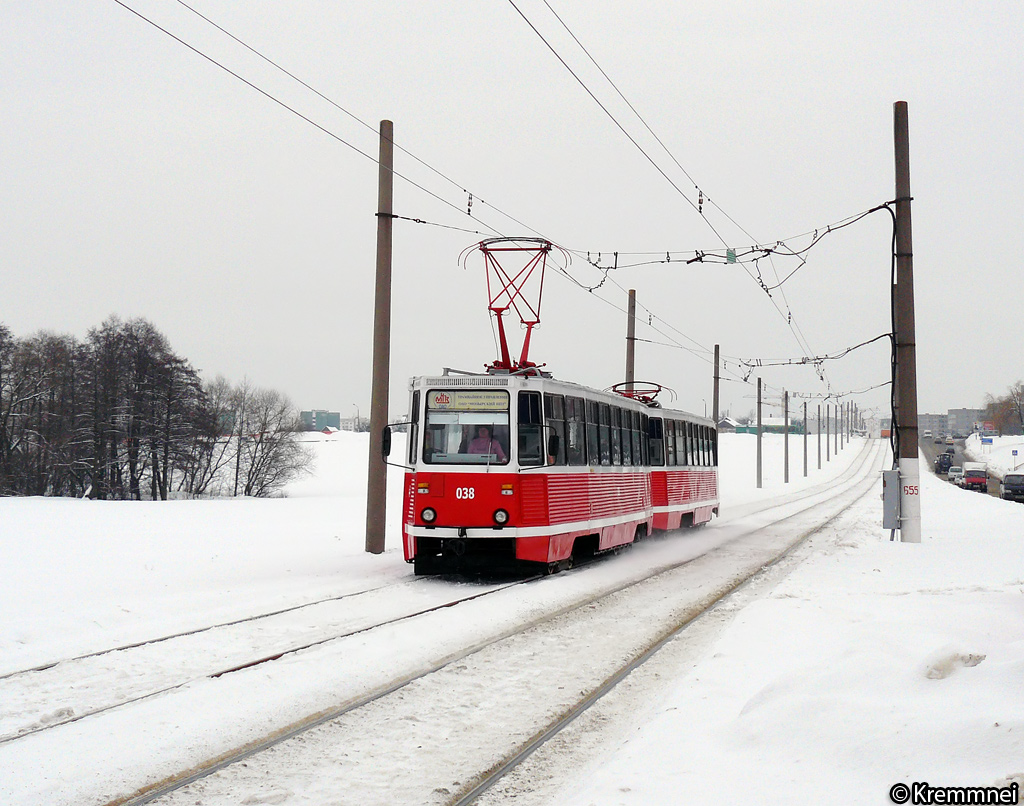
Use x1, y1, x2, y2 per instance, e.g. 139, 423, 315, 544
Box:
0, 575, 540, 746
458, 438, 886, 805
0, 577, 423, 682
118, 439, 882, 806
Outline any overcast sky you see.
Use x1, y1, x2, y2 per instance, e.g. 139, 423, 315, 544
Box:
3, 1, 1021, 422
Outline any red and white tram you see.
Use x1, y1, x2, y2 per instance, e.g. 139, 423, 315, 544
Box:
390, 237, 718, 574
399, 373, 718, 574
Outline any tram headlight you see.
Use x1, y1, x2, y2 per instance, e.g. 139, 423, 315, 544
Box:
421, 507, 437, 524
493, 508, 509, 525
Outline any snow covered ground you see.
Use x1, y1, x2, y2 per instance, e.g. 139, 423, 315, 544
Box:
1, 431, 1022, 805
964, 432, 1024, 480
540, 452, 1024, 806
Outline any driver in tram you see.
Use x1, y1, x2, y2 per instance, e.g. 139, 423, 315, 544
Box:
467, 425, 506, 462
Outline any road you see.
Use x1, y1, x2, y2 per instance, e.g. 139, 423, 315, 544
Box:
919, 437, 1001, 496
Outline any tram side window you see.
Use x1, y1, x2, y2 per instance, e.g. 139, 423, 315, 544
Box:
610, 407, 622, 465
586, 400, 601, 466
599, 403, 612, 465
620, 408, 633, 466
676, 420, 688, 466
648, 417, 665, 466
566, 396, 587, 465
518, 391, 544, 467
631, 411, 642, 466
665, 420, 676, 466
688, 423, 697, 467
408, 391, 420, 465
543, 393, 567, 465
712, 428, 718, 465
701, 426, 708, 466
640, 413, 649, 465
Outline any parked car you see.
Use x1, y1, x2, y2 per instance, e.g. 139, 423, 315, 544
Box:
947, 466, 964, 484
1001, 474, 1024, 502
961, 462, 988, 492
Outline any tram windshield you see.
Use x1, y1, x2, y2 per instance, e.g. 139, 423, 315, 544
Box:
423, 389, 510, 465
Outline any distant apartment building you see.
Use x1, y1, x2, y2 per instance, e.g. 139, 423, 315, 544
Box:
947, 408, 985, 436
300, 410, 341, 431
917, 413, 948, 436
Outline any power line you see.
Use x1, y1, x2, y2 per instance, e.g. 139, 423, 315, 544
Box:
117, 0, 734, 392
513, 0, 832, 374
115, 0, 552, 245
504, 0, 722, 237
171, 0, 552, 243
119, 0, 888, 407
734, 332, 892, 370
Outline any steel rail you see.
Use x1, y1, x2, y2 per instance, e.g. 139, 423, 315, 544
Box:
106, 440, 880, 806
452, 439, 885, 804
0, 577, 427, 681
0, 576, 539, 746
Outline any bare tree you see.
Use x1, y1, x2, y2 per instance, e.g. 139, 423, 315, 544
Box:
1, 318, 310, 499
1008, 381, 1024, 434
984, 382, 1024, 436
235, 386, 312, 497
179, 375, 235, 497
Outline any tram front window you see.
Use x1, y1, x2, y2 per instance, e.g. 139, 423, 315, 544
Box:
423, 389, 510, 466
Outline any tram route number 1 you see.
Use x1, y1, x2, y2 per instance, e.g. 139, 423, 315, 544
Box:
455, 487, 476, 500
902, 485, 919, 496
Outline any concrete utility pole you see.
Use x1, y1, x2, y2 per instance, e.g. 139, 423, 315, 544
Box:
803, 401, 808, 477
894, 100, 922, 543
826, 404, 831, 462
365, 120, 394, 555
756, 377, 763, 489
712, 344, 720, 423
784, 390, 789, 483
625, 289, 636, 391
817, 403, 822, 470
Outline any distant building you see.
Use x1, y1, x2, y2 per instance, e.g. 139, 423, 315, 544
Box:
300, 410, 341, 431
947, 408, 984, 437
735, 416, 805, 435
717, 416, 741, 433
918, 413, 948, 436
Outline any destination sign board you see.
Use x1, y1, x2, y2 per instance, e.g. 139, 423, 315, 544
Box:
427, 390, 508, 412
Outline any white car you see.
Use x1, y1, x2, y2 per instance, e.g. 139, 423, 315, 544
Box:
947, 466, 964, 485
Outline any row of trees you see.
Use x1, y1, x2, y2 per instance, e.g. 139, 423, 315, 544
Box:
984, 381, 1024, 436
0, 317, 310, 499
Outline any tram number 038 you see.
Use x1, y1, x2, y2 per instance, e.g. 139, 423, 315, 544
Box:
902, 485, 919, 496
455, 487, 476, 500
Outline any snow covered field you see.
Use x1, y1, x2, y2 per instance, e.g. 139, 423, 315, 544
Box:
964, 432, 1024, 480
1, 431, 1022, 805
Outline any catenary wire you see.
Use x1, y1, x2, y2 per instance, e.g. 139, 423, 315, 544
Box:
119, 0, 890, 409
112, 0, 522, 241
170, 0, 550, 242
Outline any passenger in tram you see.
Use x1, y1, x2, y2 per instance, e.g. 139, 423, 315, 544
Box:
467, 425, 507, 462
